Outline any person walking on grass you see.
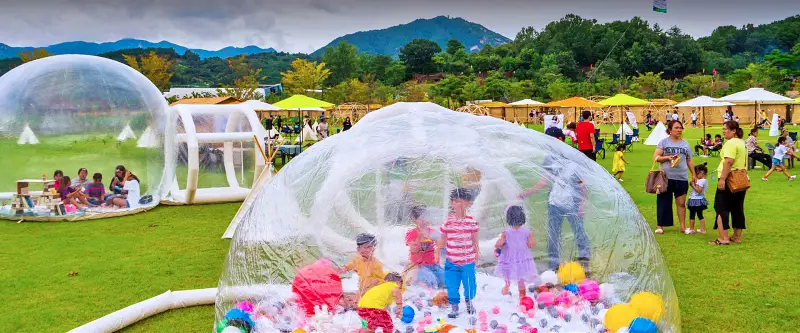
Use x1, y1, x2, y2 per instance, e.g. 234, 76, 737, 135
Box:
710, 121, 747, 245
612, 144, 630, 181
761, 136, 797, 181
653, 120, 697, 234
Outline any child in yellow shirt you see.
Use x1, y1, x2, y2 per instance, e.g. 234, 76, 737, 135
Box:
340, 233, 385, 297
357, 272, 404, 333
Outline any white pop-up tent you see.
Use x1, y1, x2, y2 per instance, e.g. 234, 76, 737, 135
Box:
769, 114, 780, 136
644, 122, 669, 145
163, 104, 268, 205
117, 122, 137, 141
718, 88, 795, 127
17, 123, 39, 144
137, 126, 159, 148
675, 95, 734, 138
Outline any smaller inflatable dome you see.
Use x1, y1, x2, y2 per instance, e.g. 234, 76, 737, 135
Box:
216, 102, 680, 333
0, 55, 168, 220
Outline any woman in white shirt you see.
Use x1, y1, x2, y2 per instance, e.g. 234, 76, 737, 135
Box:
111, 171, 141, 208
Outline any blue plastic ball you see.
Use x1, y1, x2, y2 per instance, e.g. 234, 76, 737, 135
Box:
564, 283, 579, 295
628, 317, 657, 333
401, 305, 415, 324
224, 308, 254, 330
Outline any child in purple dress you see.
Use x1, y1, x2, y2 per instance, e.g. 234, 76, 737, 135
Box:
494, 205, 538, 299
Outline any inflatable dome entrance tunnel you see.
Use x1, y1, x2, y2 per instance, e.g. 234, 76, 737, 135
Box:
216, 103, 679, 333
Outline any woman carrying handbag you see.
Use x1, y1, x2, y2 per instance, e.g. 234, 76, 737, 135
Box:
710, 121, 749, 245
652, 120, 697, 234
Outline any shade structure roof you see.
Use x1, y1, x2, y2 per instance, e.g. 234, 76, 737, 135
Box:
273, 94, 334, 110
478, 101, 510, 108
674, 96, 734, 108
544, 96, 604, 108
509, 99, 544, 106
717, 88, 794, 103
598, 93, 649, 106
242, 100, 280, 111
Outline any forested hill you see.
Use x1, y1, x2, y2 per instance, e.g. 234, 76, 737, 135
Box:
311, 16, 511, 57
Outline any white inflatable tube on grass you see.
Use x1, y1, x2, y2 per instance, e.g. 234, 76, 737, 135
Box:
68, 288, 216, 333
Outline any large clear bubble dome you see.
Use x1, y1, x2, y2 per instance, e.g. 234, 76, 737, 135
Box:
216, 102, 679, 333
0, 55, 168, 219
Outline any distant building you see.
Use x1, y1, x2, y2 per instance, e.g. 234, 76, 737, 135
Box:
164, 84, 283, 99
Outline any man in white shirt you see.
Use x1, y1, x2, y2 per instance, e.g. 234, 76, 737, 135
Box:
691, 112, 698, 128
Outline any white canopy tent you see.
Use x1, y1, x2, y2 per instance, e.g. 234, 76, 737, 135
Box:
675, 96, 734, 137
509, 99, 544, 106
718, 88, 794, 127
644, 122, 669, 146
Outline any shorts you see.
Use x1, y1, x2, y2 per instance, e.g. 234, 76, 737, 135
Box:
579, 149, 596, 161
87, 198, 103, 206
357, 308, 394, 332
773, 158, 783, 167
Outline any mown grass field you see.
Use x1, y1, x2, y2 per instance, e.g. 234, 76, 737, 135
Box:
1, 124, 799, 332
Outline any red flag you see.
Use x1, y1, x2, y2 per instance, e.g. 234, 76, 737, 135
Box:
712, 68, 717, 77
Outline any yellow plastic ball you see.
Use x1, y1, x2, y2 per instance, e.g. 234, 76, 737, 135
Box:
292, 329, 307, 333
629, 291, 665, 322
556, 262, 586, 284
604, 303, 637, 333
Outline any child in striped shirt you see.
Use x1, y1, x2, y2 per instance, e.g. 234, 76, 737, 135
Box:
435, 188, 479, 318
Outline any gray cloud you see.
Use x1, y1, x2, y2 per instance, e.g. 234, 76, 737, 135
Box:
1, 0, 798, 53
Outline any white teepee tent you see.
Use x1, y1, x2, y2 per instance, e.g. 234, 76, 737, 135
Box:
17, 124, 39, 145
615, 123, 634, 136
769, 114, 780, 137
137, 126, 159, 148
295, 123, 319, 143
644, 122, 669, 145
117, 123, 137, 141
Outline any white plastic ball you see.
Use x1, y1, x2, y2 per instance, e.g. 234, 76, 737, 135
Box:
599, 283, 615, 301
220, 326, 242, 333
541, 270, 559, 285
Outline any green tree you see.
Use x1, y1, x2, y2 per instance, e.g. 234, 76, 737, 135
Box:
399, 39, 442, 75
430, 76, 466, 107
322, 41, 359, 85
461, 80, 486, 102
681, 74, 715, 97
217, 55, 265, 100
446, 39, 466, 55
18, 48, 53, 63
280, 58, 331, 94
123, 51, 175, 91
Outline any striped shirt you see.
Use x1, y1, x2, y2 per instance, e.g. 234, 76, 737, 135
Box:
440, 213, 479, 265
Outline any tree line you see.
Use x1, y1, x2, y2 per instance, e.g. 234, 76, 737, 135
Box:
2, 14, 798, 107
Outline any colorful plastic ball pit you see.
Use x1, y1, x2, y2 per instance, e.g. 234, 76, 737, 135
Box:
579, 280, 600, 301
537, 291, 556, 307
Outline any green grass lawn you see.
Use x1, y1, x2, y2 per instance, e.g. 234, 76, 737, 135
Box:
1, 125, 799, 332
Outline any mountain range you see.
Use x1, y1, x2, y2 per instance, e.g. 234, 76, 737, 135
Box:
310, 16, 511, 57
0, 16, 509, 60
0, 39, 276, 60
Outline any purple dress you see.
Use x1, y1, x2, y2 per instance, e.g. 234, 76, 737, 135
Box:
495, 227, 539, 283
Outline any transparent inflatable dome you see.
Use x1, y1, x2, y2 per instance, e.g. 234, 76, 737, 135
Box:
0, 55, 168, 220
216, 103, 679, 333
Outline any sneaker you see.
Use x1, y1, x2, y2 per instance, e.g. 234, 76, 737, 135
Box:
684, 229, 694, 235
448, 304, 459, 319
697, 229, 706, 234
790, 176, 797, 181
762, 177, 768, 181
618, 179, 624, 182
465, 300, 476, 315
654, 228, 664, 234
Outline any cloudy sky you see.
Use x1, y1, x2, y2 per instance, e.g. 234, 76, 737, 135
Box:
1, 0, 798, 53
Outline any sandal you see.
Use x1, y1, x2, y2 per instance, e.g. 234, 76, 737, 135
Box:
708, 239, 730, 245
729, 237, 742, 244
654, 228, 664, 234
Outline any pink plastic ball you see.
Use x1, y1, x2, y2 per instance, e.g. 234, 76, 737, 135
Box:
579, 280, 600, 302
492, 306, 501, 314
235, 301, 255, 314
520, 296, 535, 312
536, 291, 556, 307
478, 311, 488, 321
480, 323, 489, 331
526, 309, 536, 318
556, 291, 572, 307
